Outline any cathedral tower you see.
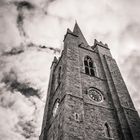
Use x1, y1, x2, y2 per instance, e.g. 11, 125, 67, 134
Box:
39, 23, 140, 140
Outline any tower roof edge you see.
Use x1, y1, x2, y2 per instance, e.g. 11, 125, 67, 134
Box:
72, 22, 88, 46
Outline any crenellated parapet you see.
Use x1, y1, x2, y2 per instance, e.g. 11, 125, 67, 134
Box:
93, 39, 109, 49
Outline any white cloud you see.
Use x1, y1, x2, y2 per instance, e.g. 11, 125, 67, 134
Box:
0, 0, 140, 140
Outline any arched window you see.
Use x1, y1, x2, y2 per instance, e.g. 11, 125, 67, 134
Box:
105, 123, 111, 138
52, 99, 60, 117
58, 66, 61, 85
84, 56, 96, 76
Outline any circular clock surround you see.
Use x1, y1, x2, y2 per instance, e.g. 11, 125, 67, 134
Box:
88, 88, 103, 102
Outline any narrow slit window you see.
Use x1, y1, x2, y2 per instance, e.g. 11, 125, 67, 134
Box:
75, 113, 78, 120
53, 99, 60, 117
58, 66, 61, 85
74, 113, 80, 122
105, 123, 111, 138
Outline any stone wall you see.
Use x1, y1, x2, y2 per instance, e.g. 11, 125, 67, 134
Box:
40, 24, 140, 140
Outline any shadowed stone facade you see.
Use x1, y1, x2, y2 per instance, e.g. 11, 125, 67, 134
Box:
39, 23, 140, 140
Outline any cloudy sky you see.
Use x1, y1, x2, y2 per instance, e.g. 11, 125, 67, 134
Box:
0, 0, 140, 139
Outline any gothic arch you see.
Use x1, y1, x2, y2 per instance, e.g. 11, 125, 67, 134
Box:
84, 56, 97, 76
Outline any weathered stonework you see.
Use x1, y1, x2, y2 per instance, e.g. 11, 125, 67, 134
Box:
39, 23, 140, 140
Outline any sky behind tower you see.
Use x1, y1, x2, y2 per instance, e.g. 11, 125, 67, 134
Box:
0, 0, 140, 140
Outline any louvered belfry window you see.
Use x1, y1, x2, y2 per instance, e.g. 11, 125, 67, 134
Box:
84, 56, 96, 76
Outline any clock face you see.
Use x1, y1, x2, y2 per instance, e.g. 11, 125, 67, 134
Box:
88, 89, 103, 102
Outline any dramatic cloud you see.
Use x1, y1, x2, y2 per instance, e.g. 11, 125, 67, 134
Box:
0, 0, 140, 140
14, 1, 35, 40
2, 69, 40, 99
3, 47, 24, 56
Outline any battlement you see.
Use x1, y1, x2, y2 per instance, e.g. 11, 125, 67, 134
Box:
92, 39, 109, 49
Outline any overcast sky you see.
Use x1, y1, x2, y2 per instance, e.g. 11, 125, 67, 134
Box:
0, 0, 140, 140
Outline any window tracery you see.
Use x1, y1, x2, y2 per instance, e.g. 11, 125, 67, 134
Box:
84, 56, 97, 76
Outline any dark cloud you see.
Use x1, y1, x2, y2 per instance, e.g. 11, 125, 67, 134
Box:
27, 42, 61, 53
3, 47, 24, 56
39, 45, 61, 53
17, 13, 27, 38
2, 42, 61, 56
13, 1, 35, 40
14, 1, 35, 10
17, 120, 35, 139
1, 69, 41, 99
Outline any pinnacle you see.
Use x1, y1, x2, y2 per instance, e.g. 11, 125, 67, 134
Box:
73, 22, 82, 36
53, 56, 58, 63
73, 22, 88, 46
67, 28, 73, 34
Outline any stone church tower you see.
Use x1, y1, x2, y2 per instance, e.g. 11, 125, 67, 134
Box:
39, 23, 140, 140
